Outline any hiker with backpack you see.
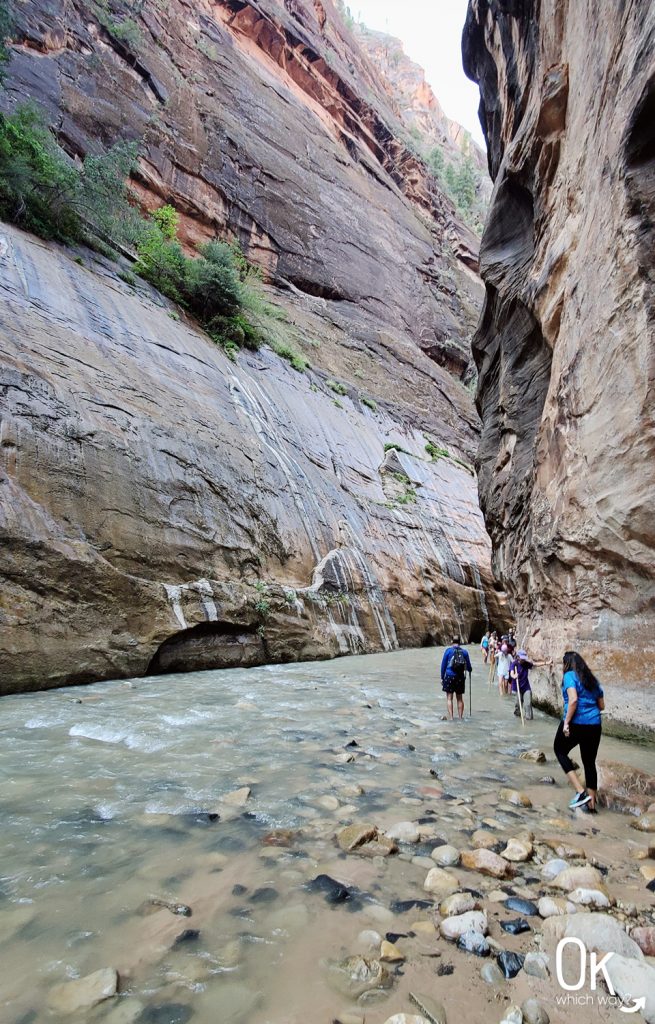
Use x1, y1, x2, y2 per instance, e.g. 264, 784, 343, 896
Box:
440, 639, 472, 720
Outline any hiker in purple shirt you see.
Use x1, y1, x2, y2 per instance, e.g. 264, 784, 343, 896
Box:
509, 649, 551, 720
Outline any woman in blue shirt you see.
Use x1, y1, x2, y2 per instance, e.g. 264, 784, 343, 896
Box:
553, 651, 605, 811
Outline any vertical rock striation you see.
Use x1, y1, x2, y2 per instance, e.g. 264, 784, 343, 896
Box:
0, 1, 507, 693
464, 0, 655, 733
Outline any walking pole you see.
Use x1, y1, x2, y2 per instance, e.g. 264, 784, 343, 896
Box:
469, 672, 472, 718
516, 682, 526, 728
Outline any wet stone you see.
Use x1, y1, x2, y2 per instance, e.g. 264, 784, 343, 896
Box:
173, 929, 200, 947
504, 897, 538, 916
521, 999, 550, 1024
496, 951, 525, 978
249, 887, 279, 903
457, 929, 490, 956
500, 918, 530, 935
481, 962, 505, 985
500, 1007, 523, 1024
523, 952, 550, 979
232, 884, 248, 896
306, 874, 358, 905
48, 968, 118, 1014
327, 955, 392, 999
138, 1006, 194, 1024
389, 898, 434, 914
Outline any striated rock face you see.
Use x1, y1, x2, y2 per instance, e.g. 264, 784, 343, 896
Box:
463, 0, 655, 734
0, 1, 506, 694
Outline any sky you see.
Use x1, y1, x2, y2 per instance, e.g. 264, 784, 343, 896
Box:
349, 0, 485, 148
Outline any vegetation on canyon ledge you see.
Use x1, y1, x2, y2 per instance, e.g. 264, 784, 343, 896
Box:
0, 102, 304, 365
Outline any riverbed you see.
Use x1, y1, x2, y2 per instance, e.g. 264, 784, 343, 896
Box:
1, 648, 654, 1023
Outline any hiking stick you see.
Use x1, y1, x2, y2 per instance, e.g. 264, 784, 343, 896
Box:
516, 683, 526, 728
469, 673, 472, 717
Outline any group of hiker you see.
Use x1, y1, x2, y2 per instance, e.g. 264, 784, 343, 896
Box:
439, 633, 604, 813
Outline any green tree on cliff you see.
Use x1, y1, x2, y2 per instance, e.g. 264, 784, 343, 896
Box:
0, 0, 12, 82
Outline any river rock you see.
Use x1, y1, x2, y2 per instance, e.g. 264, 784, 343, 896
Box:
223, 786, 251, 807
316, 795, 340, 811
408, 992, 448, 1024
439, 892, 476, 917
336, 1015, 364, 1024
413, 855, 436, 869
461, 849, 511, 878
383, 1017, 431, 1024
386, 821, 420, 843
504, 896, 539, 916
458, 929, 490, 956
432, 845, 460, 866
327, 956, 391, 998
539, 776, 556, 785
48, 968, 118, 1014
630, 926, 655, 956
605, 954, 655, 1024
552, 865, 602, 890
500, 918, 530, 935
306, 874, 357, 905
103, 1000, 144, 1024
537, 897, 574, 918
356, 929, 383, 955
499, 789, 532, 808
630, 815, 655, 831
481, 961, 505, 984
359, 836, 398, 857
640, 864, 655, 882
541, 858, 569, 880
472, 829, 501, 850
519, 750, 546, 763
500, 1005, 523, 1024
380, 939, 405, 962
543, 838, 586, 859
335, 753, 356, 764
502, 838, 533, 862
337, 823, 378, 852
440, 910, 488, 941
523, 952, 550, 979
423, 867, 459, 895
521, 999, 550, 1024
567, 887, 611, 908
541, 913, 644, 959
496, 952, 525, 979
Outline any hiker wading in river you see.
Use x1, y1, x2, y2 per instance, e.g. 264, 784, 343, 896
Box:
440, 638, 472, 720
553, 650, 605, 811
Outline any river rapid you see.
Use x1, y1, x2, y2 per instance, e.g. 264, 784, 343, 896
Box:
1, 648, 654, 1024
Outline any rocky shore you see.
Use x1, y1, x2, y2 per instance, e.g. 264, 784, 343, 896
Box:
5, 651, 652, 1024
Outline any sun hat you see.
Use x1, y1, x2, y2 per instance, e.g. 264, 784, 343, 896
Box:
517, 649, 528, 659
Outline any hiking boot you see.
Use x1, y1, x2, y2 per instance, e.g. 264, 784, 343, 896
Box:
569, 790, 592, 809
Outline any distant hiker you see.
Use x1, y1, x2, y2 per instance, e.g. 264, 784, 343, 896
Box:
480, 631, 490, 664
441, 638, 472, 720
495, 643, 512, 696
553, 651, 605, 811
509, 649, 551, 720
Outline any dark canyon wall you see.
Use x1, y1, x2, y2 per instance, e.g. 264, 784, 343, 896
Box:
0, 0, 504, 693
464, 0, 655, 734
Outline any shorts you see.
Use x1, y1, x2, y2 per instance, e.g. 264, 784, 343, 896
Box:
442, 675, 466, 695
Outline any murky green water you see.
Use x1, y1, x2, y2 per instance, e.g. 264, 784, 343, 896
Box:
1, 649, 652, 1023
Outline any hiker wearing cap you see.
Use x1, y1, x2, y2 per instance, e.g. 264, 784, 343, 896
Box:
554, 651, 605, 811
509, 649, 551, 720
440, 638, 472, 720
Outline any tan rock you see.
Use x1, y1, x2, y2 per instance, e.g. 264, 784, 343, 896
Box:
552, 865, 603, 890
411, 920, 437, 935
499, 788, 533, 807
358, 837, 398, 858
640, 864, 655, 882
439, 891, 477, 917
439, 909, 488, 940
461, 848, 512, 878
567, 887, 612, 908
472, 829, 499, 850
380, 940, 405, 962
337, 823, 377, 852
519, 749, 547, 763
630, 926, 655, 957
423, 867, 459, 895
633, 814, 655, 833
541, 913, 643, 960
431, 844, 460, 866
538, 896, 575, 918
49, 968, 118, 1014
502, 838, 533, 862
316, 795, 340, 811
223, 787, 251, 807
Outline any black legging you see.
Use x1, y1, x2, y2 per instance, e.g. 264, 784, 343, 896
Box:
554, 721, 602, 791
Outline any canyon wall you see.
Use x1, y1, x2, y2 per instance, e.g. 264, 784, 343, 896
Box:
0, 0, 504, 694
464, 0, 655, 734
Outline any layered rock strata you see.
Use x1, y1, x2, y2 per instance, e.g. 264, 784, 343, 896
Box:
464, 0, 655, 733
0, 1, 510, 693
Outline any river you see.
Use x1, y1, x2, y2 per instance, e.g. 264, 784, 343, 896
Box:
1, 648, 653, 1023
